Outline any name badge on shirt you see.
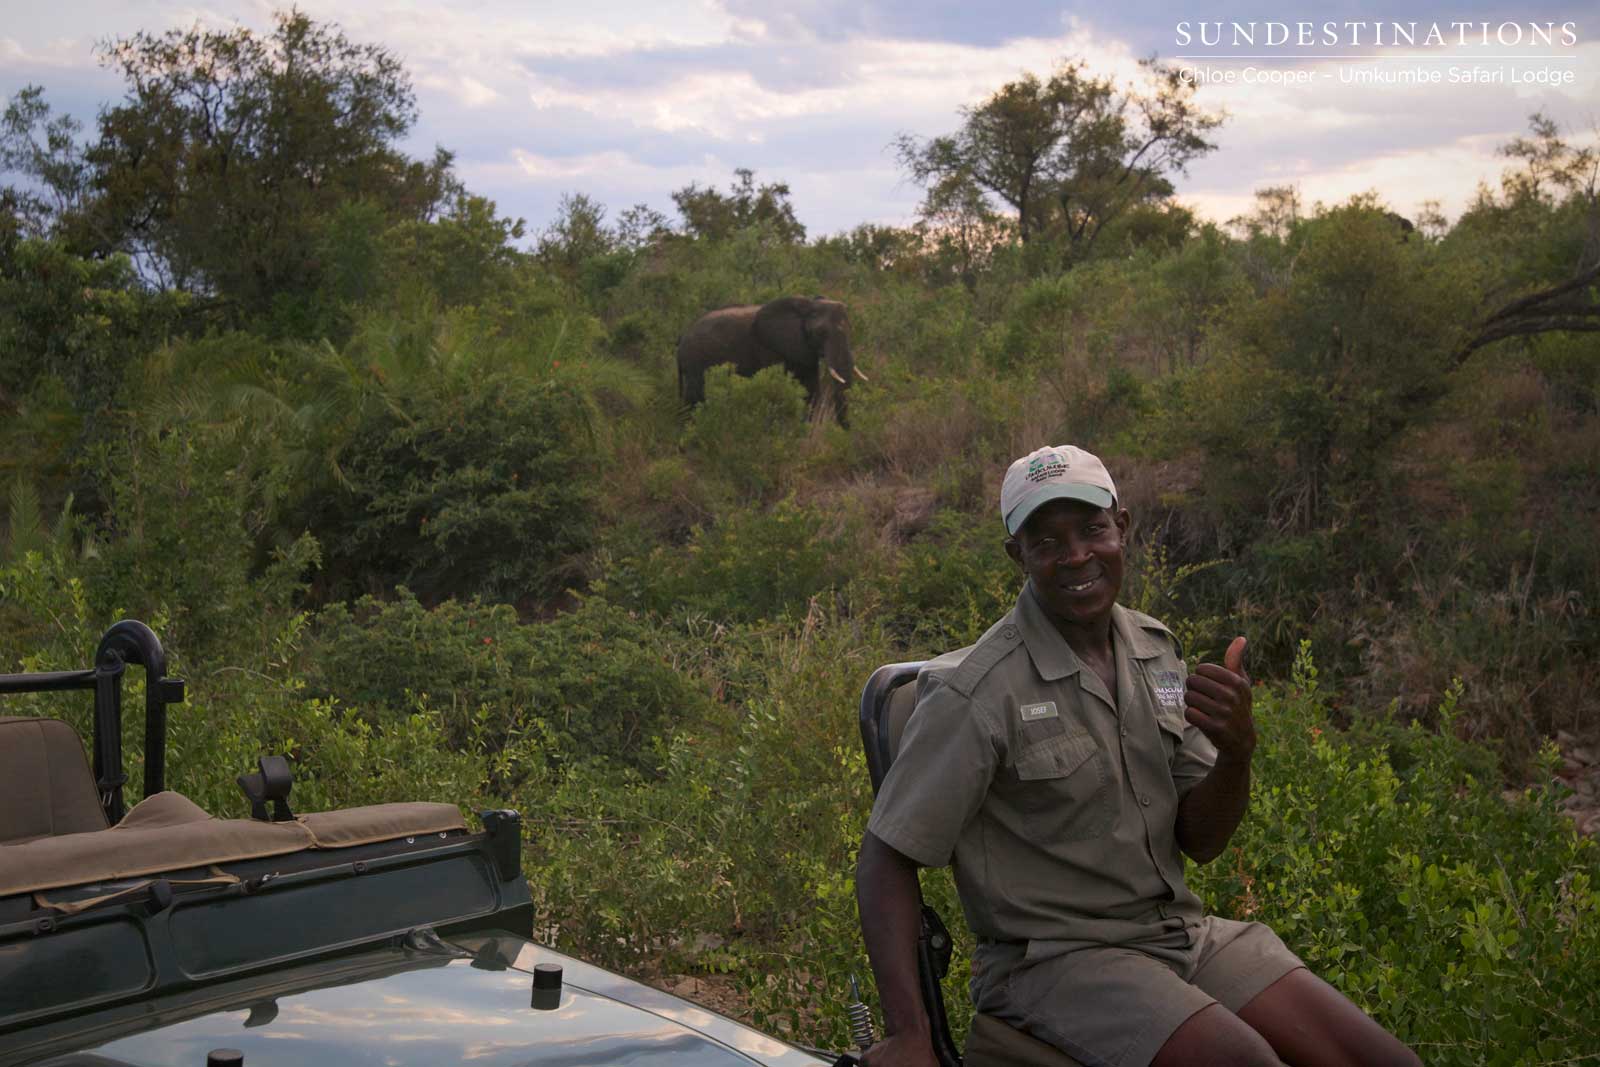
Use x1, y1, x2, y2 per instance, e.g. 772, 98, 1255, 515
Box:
1153, 670, 1185, 709
1019, 701, 1058, 722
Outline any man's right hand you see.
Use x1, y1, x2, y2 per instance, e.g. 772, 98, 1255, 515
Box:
860, 1031, 939, 1067
856, 832, 940, 1067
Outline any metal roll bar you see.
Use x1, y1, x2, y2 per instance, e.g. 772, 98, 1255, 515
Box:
0, 620, 185, 823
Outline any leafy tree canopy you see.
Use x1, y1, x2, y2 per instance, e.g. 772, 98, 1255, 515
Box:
671, 168, 806, 244
21, 11, 457, 329
896, 59, 1222, 260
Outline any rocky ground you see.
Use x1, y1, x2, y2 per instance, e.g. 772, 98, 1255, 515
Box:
1556, 730, 1600, 837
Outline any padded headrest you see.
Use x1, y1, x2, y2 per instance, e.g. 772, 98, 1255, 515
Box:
884, 680, 920, 767
0, 717, 108, 844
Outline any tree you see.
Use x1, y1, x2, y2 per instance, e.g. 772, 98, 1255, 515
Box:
537, 193, 614, 274
896, 59, 1221, 259
76, 11, 456, 324
1190, 200, 1474, 536
0, 87, 90, 238
671, 168, 806, 243
1458, 114, 1599, 357
913, 169, 1010, 288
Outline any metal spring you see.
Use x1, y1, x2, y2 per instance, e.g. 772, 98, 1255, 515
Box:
847, 974, 876, 1050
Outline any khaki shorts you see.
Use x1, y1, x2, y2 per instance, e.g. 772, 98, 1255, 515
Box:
971, 916, 1305, 1067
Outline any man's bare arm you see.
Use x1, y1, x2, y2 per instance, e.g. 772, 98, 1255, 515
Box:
1175, 637, 1254, 864
856, 830, 938, 1067
1175, 751, 1251, 863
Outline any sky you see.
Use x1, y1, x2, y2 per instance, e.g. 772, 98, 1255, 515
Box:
2, 1, 1597, 240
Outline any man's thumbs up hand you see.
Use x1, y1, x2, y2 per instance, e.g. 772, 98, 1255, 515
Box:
1224, 636, 1247, 676
1185, 636, 1255, 762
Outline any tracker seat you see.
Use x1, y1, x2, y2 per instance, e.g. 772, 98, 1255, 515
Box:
859, 662, 1085, 1067
0, 716, 109, 844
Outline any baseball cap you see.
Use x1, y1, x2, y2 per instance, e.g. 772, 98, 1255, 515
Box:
1000, 445, 1118, 535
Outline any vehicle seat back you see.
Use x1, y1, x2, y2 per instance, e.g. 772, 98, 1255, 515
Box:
0, 716, 109, 844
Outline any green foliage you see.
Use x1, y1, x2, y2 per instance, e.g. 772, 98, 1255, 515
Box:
1186, 646, 1600, 1063
82, 420, 319, 668
0, 548, 483, 819
683, 366, 809, 503
0, 86, 89, 235
604, 500, 862, 624
895, 60, 1221, 258
1192, 201, 1480, 537
308, 372, 596, 604
672, 168, 807, 244
885, 509, 1016, 651
521, 604, 890, 1044
303, 591, 708, 775
0, 235, 183, 415
80, 11, 454, 329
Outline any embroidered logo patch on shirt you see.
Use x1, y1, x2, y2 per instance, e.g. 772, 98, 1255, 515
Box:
1153, 671, 1185, 709
1019, 701, 1058, 722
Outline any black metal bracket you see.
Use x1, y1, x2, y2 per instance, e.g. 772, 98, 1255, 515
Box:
237, 755, 295, 822
479, 809, 524, 882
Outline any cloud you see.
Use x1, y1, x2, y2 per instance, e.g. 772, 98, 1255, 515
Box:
5, 2, 1598, 238
418, 73, 501, 109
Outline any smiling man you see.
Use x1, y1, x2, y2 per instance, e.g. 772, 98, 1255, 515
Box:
856, 446, 1419, 1067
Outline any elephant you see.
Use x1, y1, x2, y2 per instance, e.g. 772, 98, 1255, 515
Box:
676, 296, 867, 426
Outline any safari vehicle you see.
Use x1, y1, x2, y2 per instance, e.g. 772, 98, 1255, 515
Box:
0, 620, 837, 1067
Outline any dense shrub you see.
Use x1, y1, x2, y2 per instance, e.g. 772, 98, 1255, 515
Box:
1186, 647, 1600, 1064
303, 590, 711, 774
884, 509, 1016, 651
521, 604, 892, 1041
603, 499, 863, 623
0, 549, 484, 818
306, 372, 596, 604
83, 424, 319, 668
682, 366, 809, 503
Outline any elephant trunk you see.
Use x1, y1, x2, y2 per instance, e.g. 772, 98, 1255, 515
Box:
821, 332, 854, 392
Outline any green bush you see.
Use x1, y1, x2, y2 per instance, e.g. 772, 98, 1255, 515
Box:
303, 590, 711, 774
307, 372, 596, 604
1186, 645, 1599, 1063
884, 509, 1016, 651
603, 499, 861, 623
0, 549, 485, 819
83, 425, 320, 668
520, 604, 893, 1044
683, 366, 808, 503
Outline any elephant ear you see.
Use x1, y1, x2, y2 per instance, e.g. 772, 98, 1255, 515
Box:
752, 298, 813, 361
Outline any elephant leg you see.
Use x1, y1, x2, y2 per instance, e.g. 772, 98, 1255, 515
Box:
793, 365, 821, 411
680, 363, 706, 406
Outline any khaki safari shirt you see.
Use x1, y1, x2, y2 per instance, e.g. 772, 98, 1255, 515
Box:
867, 583, 1218, 949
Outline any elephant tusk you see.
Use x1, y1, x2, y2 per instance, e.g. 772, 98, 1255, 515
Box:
853, 367, 870, 383
828, 367, 848, 385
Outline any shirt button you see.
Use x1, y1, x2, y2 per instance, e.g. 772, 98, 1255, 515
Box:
1141, 794, 1152, 806
1001, 625, 1018, 639
1120, 727, 1129, 738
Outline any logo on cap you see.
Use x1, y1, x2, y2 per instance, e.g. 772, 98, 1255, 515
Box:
1026, 452, 1071, 483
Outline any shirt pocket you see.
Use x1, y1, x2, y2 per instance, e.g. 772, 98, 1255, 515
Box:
1009, 731, 1110, 841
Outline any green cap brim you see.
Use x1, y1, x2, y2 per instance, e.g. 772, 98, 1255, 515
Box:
1004, 484, 1116, 535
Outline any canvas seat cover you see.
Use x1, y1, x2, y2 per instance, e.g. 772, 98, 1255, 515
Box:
0, 716, 109, 844
0, 789, 469, 898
